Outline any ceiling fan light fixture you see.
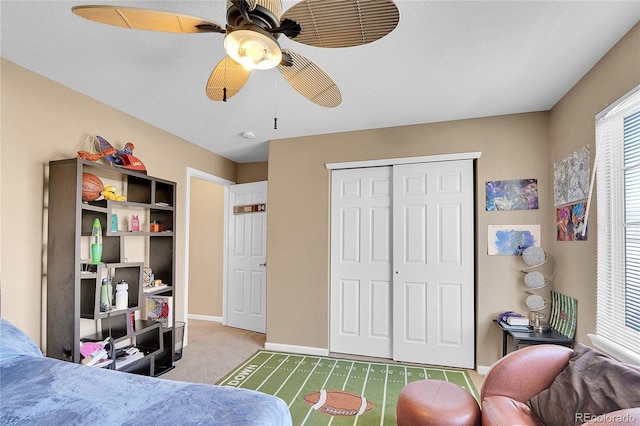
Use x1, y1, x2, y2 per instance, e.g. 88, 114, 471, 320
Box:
225, 29, 282, 71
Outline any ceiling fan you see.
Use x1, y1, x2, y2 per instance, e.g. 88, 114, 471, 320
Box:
72, 0, 400, 108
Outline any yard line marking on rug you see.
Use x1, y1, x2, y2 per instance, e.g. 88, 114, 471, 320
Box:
404, 366, 408, 386
462, 369, 480, 400
272, 354, 321, 397
254, 353, 294, 392
354, 362, 374, 426
341, 361, 356, 390
273, 354, 325, 409
220, 351, 270, 387
287, 356, 323, 408
378, 364, 389, 426
443, 368, 479, 401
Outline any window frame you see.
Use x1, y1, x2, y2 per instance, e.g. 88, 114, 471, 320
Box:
589, 85, 640, 366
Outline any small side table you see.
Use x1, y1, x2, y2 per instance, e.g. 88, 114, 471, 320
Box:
494, 320, 574, 356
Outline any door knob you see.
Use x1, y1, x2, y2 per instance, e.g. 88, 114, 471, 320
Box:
259, 263, 267, 267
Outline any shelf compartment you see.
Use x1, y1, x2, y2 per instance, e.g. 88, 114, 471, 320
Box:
153, 179, 175, 207
80, 275, 101, 319
149, 209, 174, 233
79, 262, 143, 319
110, 263, 144, 309
106, 202, 173, 235
80, 212, 120, 263
149, 237, 174, 286
83, 319, 163, 376
127, 174, 152, 204
84, 318, 161, 343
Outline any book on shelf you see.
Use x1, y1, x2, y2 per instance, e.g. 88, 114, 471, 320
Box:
145, 295, 173, 328
93, 358, 114, 368
499, 320, 532, 331
81, 348, 113, 368
115, 347, 144, 369
506, 316, 530, 326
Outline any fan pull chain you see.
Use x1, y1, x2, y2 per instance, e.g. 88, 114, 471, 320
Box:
223, 51, 228, 102
273, 71, 278, 129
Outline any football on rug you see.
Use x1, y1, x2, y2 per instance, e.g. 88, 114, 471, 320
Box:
304, 389, 375, 416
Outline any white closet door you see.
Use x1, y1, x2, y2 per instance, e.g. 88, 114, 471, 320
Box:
392, 160, 474, 368
329, 160, 475, 368
330, 167, 393, 358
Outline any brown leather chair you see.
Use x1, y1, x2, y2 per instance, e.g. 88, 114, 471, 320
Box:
481, 344, 640, 426
396, 345, 640, 425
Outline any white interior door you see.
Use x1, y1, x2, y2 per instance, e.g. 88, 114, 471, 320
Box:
330, 167, 393, 358
392, 160, 474, 368
226, 181, 267, 333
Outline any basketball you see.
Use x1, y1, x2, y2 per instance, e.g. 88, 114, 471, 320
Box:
82, 172, 104, 201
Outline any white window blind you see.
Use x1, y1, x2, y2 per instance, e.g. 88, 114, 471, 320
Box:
592, 85, 640, 364
625, 109, 640, 332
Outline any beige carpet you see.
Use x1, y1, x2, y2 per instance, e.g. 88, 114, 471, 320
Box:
161, 319, 485, 391
161, 319, 265, 384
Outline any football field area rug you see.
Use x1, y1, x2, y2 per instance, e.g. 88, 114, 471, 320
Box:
217, 350, 479, 426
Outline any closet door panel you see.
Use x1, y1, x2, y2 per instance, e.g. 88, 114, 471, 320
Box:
393, 160, 474, 368
330, 167, 392, 358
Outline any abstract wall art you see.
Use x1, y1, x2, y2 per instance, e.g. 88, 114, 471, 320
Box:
488, 224, 541, 255
557, 201, 588, 241
486, 178, 539, 211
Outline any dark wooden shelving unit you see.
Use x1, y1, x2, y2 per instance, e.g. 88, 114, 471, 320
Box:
47, 158, 176, 376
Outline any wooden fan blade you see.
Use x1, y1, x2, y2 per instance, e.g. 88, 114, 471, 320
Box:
72, 5, 225, 33
206, 58, 251, 102
281, 0, 399, 48
277, 50, 341, 108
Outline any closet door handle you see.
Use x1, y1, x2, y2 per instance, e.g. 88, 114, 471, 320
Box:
258, 263, 267, 267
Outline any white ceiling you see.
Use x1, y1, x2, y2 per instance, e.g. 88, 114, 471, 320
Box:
2, 1, 639, 163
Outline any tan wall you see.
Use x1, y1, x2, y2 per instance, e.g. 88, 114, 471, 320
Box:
0, 58, 237, 345
237, 162, 268, 183
548, 23, 640, 345
266, 112, 552, 367
188, 178, 225, 317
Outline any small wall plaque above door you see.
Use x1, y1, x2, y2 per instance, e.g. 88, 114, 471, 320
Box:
233, 203, 266, 215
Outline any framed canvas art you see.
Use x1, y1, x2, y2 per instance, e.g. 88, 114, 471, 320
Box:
557, 202, 588, 241
486, 179, 538, 211
488, 224, 541, 255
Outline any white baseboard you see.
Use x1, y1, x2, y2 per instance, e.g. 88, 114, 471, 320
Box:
187, 314, 222, 322
476, 365, 491, 376
264, 342, 330, 357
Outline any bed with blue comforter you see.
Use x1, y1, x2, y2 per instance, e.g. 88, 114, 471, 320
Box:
0, 319, 292, 425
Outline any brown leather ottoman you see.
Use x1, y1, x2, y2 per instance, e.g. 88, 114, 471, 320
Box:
396, 380, 481, 426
